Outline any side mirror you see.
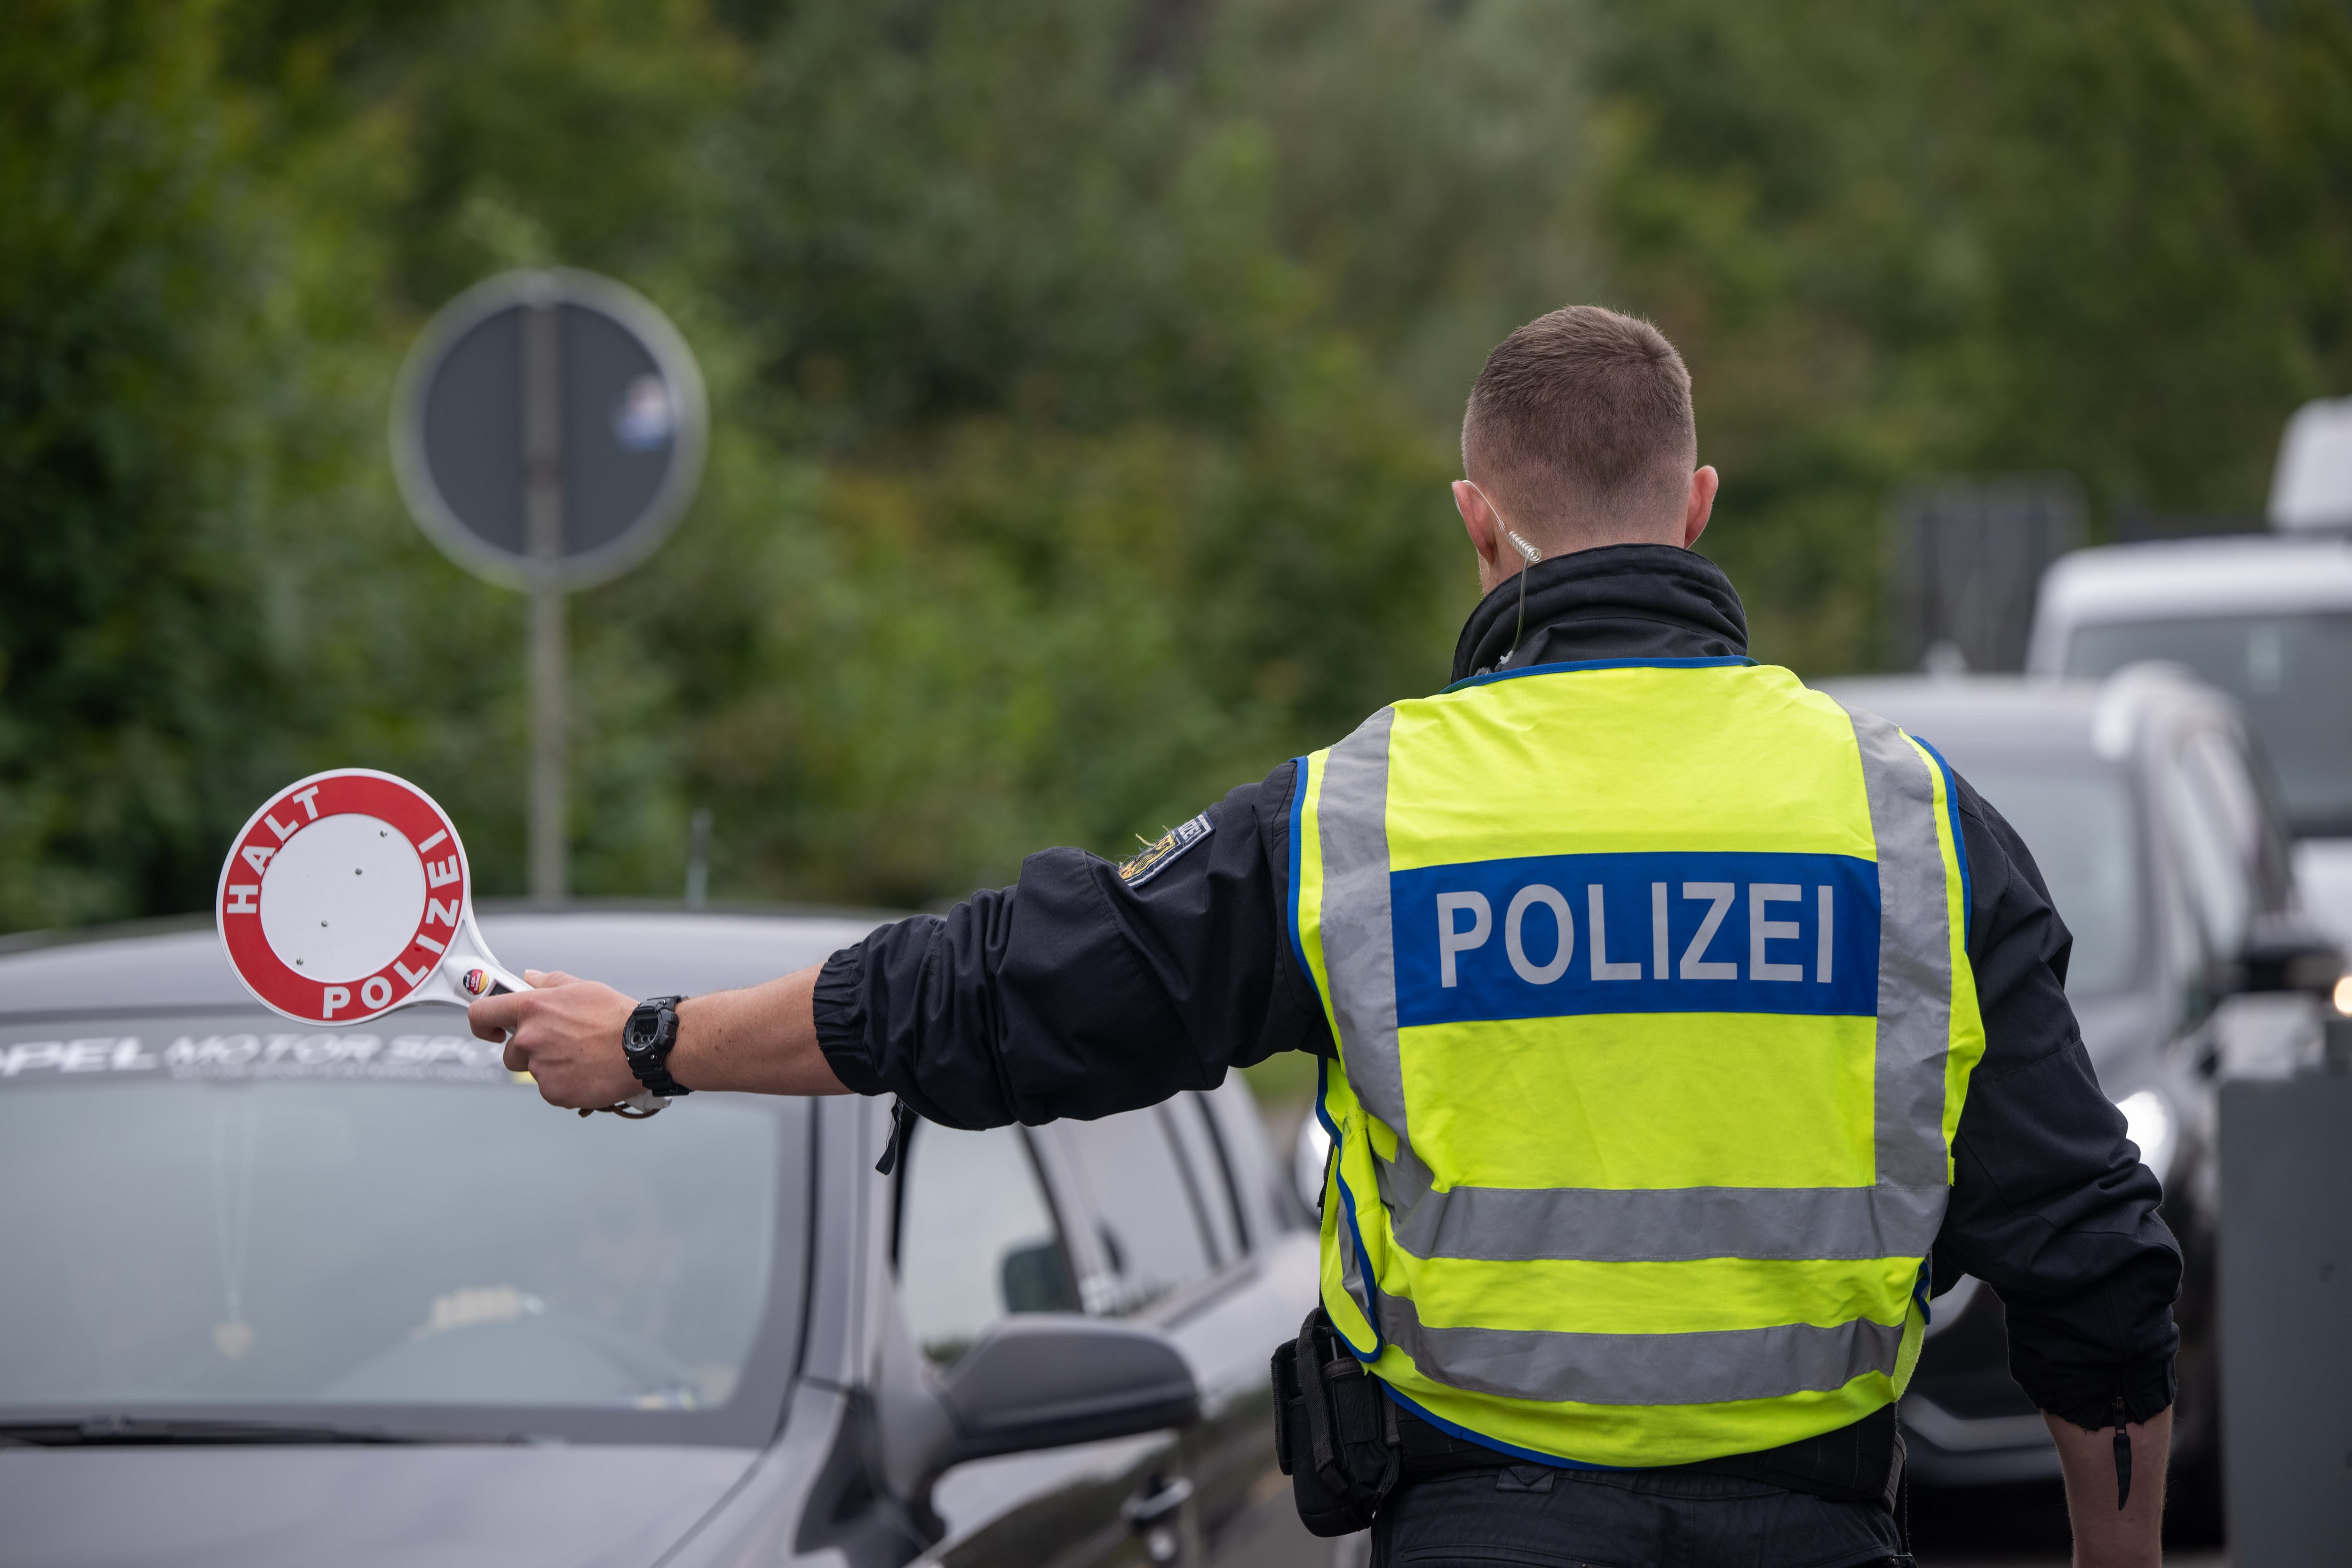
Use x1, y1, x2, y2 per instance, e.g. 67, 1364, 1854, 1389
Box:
935, 1315, 1200, 1465
2223, 913, 2344, 998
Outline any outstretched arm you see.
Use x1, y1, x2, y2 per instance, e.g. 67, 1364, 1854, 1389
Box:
468, 964, 848, 1109
468, 760, 1330, 1120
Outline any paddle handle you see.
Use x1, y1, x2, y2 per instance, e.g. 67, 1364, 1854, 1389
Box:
478, 964, 669, 1118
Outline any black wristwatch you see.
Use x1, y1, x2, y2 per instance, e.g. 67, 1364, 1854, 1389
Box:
622, 995, 692, 1099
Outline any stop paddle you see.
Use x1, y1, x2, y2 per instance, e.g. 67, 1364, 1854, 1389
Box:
215, 768, 661, 1114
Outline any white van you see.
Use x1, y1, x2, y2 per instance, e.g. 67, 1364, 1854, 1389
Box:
2026, 399, 2352, 944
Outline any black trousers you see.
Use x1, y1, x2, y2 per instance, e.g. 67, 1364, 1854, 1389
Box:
1370, 1465, 1908, 1568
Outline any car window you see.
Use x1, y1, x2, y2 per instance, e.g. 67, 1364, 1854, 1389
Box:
1059, 1108, 1217, 1315
1955, 765, 2143, 998
0, 1016, 801, 1443
2160, 738, 2255, 962
2179, 725, 2293, 907
2065, 612, 2352, 838
2181, 729, 2261, 865
895, 1123, 1075, 1364
1158, 1095, 1248, 1264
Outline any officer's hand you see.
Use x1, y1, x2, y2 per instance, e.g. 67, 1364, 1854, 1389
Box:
468, 970, 641, 1111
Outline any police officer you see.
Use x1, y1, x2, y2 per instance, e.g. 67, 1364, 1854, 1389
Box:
475, 306, 2178, 1568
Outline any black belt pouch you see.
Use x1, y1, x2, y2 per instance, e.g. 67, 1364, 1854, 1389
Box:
1270, 1308, 1400, 1536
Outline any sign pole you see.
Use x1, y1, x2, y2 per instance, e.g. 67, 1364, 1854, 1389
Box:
522, 289, 568, 902
392, 268, 705, 905
528, 580, 566, 902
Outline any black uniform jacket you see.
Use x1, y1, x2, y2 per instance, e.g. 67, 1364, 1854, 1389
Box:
815, 543, 2181, 1432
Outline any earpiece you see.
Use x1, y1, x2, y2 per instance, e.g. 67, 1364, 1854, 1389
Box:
1460, 481, 1544, 672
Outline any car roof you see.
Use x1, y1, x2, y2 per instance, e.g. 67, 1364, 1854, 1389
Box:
1823, 675, 2102, 758
0, 906, 893, 1021
1815, 671, 2236, 772
2028, 533, 2352, 668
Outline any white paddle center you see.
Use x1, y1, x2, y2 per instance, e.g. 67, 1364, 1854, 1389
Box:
256, 813, 428, 982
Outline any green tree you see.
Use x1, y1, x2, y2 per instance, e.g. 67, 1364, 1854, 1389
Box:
13, 0, 2352, 933
0, 0, 323, 929
1589, 0, 2352, 670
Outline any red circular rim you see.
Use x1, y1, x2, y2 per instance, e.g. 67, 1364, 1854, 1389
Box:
215, 770, 468, 1025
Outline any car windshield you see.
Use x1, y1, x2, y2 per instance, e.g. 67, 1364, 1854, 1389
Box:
0, 1011, 804, 1443
1954, 765, 2144, 998
2065, 612, 2352, 837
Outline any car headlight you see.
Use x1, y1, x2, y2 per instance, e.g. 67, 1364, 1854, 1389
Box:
2115, 1089, 2176, 1187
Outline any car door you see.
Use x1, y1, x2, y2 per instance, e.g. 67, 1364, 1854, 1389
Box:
894, 1117, 1156, 1568
907, 1094, 1323, 1568
1052, 1094, 1327, 1568
1147, 1090, 1330, 1568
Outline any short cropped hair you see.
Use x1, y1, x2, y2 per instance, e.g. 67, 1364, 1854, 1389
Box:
1461, 305, 1695, 542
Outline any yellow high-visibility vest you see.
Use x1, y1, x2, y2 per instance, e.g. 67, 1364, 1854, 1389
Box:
1290, 657, 1985, 1468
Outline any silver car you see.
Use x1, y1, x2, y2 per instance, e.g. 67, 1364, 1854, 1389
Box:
0, 909, 1325, 1568
1821, 669, 2337, 1522
2028, 531, 2352, 947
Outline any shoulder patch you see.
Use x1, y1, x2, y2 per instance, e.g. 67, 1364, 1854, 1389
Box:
1118, 812, 1214, 889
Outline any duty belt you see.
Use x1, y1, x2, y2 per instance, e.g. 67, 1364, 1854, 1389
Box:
1392, 1399, 1905, 1512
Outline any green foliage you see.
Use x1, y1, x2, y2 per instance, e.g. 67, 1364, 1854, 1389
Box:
0, 0, 295, 927
1589, 0, 2352, 669
7, 0, 2352, 931
1208, 0, 1600, 424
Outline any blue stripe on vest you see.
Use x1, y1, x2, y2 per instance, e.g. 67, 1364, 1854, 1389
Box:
1912, 738, 1972, 949
1438, 655, 1756, 696
1391, 851, 1881, 1027
1285, 756, 1316, 989
1315, 1056, 1386, 1361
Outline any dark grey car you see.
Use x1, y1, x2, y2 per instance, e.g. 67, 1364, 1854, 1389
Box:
1822, 669, 2336, 1508
0, 910, 1327, 1567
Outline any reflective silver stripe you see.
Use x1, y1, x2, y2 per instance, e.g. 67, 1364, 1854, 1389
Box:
1383, 1178, 1948, 1264
1333, 1194, 1373, 1323
1378, 1294, 1906, 1407
1847, 705, 1955, 1213
1318, 709, 1406, 1134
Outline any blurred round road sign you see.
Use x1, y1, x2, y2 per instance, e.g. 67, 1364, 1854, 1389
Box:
390, 269, 707, 590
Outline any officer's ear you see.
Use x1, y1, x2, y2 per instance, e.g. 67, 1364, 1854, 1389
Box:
1454, 480, 1508, 583
1682, 466, 1719, 549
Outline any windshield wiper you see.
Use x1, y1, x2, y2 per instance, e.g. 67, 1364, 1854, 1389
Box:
0, 1415, 518, 1447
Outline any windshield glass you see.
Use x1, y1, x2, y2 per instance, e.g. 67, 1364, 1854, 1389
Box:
1955, 766, 2144, 998
2066, 612, 2352, 837
0, 1013, 804, 1443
